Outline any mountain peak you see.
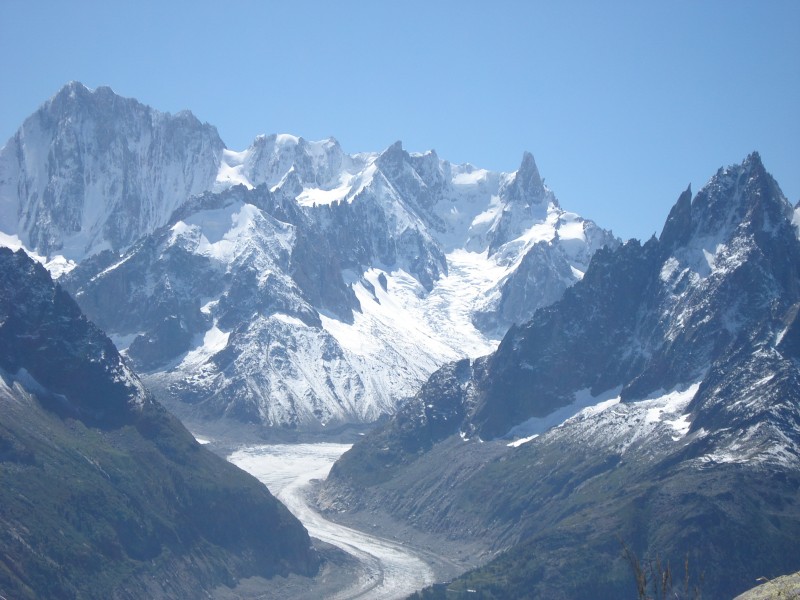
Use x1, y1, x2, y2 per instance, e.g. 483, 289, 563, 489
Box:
375, 140, 408, 172
383, 139, 405, 155
520, 149, 536, 168
501, 150, 551, 209
659, 153, 792, 257
517, 151, 545, 195
48, 82, 125, 112
743, 150, 763, 169
276, 132, 302, 147
59, 80, 91, 96
659, 184, 693, 250
1, 83, 226, 259
94, 84, 116, 96
46, 81, 96, 113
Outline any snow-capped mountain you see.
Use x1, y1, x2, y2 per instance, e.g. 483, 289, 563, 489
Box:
322, 153, 800, 598
473, 152, 800, 439
0, 83, 616, 429
64, 141, 615, 428
0, 82, 224, 261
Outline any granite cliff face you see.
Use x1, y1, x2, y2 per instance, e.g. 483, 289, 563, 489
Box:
0, 248, 318, 599
0, 82, 224, 259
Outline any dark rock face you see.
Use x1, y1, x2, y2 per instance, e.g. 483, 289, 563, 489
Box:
0, 248, 142, 427
474, 237, 663, 438
323, 155, 800, 599
0, 248, 318, 599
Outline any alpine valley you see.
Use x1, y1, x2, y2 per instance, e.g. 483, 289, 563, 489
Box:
1, 83, 799, 599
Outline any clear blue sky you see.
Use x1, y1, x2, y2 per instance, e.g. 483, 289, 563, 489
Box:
1, 1, 798, 241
